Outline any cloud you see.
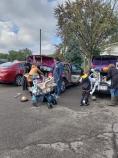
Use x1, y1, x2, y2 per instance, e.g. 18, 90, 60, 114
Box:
0, 0, 75, 54
0, 0, 64, 54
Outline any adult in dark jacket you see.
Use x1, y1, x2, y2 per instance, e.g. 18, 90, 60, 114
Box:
53, 58, 64, 98
106, 64, 118, 105
22, 61, 31, 90
24, 61, 31, 73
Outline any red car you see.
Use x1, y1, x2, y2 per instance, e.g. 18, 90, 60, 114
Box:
0, 61, 25, 86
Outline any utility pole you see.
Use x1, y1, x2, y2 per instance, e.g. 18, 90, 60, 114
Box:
40, 29, 42, 64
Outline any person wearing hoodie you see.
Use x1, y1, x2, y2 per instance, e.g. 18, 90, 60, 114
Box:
106, 64, 118, 106
53, 58, 64, 98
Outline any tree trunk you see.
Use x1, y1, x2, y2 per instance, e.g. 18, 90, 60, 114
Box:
83, 55, 92, 72
87, 56, 92, 70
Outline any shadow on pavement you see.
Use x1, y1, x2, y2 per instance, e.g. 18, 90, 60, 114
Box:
0, 83, 16, 88
94, 92, 111, 99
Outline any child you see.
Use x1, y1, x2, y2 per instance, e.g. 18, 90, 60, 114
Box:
79, 72, 91, 106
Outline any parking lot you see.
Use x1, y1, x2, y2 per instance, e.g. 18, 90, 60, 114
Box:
0, 84, 118, 158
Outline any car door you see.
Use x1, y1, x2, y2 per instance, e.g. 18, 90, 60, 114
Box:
18, 63, 25, 74
71, 64, 82, 83
63, 64, 71, 82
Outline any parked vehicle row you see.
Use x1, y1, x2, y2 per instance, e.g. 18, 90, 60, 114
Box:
26, 55, 83, 92
0, 59, 8, 64
0, 55, 83, 92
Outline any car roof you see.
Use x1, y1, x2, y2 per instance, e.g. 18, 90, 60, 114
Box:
92, 55, 118, 59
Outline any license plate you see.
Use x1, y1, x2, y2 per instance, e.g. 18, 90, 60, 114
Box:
99, 85, 107, 90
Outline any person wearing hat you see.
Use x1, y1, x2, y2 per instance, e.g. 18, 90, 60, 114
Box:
105, 64, 118, 106
79, 71, 91, 106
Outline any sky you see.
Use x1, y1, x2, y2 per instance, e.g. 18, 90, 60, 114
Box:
0, 0, 67, 55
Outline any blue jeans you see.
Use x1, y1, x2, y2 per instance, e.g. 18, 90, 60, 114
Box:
110, 88, 118, 97
55, 79, 62, 96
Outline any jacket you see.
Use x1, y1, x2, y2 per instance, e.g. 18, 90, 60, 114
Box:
80, 74, 91, 91
107, 66, 118, 89
53, 62, 64, 81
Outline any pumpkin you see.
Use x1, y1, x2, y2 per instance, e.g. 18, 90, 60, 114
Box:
102, 66, 109, 73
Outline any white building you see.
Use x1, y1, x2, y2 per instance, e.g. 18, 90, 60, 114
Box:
101, 42, 118, 56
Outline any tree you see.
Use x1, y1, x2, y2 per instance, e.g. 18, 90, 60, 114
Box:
55, 0, 118, 68
0, 53, 9, 59
8, 48, 32, 61
64, 37, 83, 65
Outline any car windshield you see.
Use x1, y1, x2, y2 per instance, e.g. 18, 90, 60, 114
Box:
40, 65, 53, 72
72, 64, 81, 73
0, 62, 14, 68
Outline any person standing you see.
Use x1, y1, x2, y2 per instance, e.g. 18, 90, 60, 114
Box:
24, 61, 31, 73
53, 58, 64, 98
106, 64, 118, 106
79, 72, 91, 106
22, 61, 31, 90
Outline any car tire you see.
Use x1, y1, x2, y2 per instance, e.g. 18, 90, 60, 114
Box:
15, 75, 23, 86
61, 79, 67, 92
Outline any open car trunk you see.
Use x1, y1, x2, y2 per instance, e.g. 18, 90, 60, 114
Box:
39, 65, 53, 77
26, 55, 54, 77
92, 55, 118, 71
91, 55, 118, 94
26, 55, 55, 67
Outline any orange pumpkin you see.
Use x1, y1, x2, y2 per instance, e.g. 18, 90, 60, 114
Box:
102, 66, 109, 73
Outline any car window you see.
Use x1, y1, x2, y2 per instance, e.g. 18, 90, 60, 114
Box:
64, 64, 70, 72
92, 57, 117, 65
19, 63, 25, 69
71, 65, 82, 73
0, 61, 5, 64
40, 65, 53, 72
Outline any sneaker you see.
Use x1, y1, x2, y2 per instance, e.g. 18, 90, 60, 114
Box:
85, 103, 89, 106
32, 103, 39, 107
55, 95, 60, 99
80, 104, 84, 106
48, 103, 53, 109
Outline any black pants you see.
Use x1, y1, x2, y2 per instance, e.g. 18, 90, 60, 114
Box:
80, 90, 90, 105
22, 76, 28, 90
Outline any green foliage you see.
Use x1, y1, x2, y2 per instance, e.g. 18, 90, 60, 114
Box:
55, 0, 118, 66
64, 37, 82, 65
50, 43, 65, 61
0, 48, 32, 61
8, 48, 32, 61
0, 53, 9, 59
52, 52, 64, 60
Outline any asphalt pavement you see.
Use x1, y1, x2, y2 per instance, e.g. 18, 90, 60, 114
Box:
0, 84, 118, 158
